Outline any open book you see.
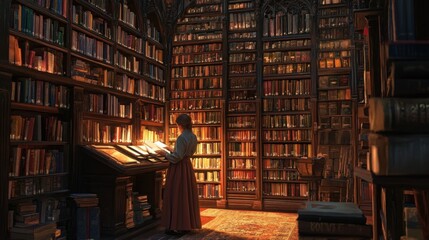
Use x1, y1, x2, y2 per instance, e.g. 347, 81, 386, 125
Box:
143, 141, 171, 154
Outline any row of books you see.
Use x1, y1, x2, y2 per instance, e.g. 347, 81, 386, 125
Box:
118, 2, 137, 29
84, 93, 132, 118
263, 11, 311, 37
262, 182, 309, 197
262, 170, 299, 181
171, 65, 222, 78
263, 129, 312, 141
263, 79, 311, 96
227, 131, 257, 141
72, 4, 112, 40
115, 52, 141, 74
319, 75, 349, 88
11, 4, 66, 46
145, 42, 164, 63
319, 116, 352, 129
227, 182, 256, 192
197, 183, 222, 199
9, 147, 65, 177
10, 115, 68, 142
229, 32, 256, 39
117, 26, 143, 53
263, 159, 298, 169
173, 32, 222, 42
262, 114, 312, 128
229, 41, 256, 51
173, 52, 222, 65
227, 170, 256, 180
81, 120, 132, 143
319, 101, 352, 115
319, 89, 351, 100
262, 143, 312, 157
144, 63, 165, 83
172, 89, 222, 99
228, 1, 254, 10
227, 116, 256, 128
71, 59, 114, 86
229, 64, 256, 74
176, 21, 222, 32
169, 99, 222, 111
263, 51, 311, 63
9, 36, 64, 75
262, 63, 311, 74
264, 39, 311, 50
141, 104, 164, 123
146, 19, 161, 43
170, 78, 222, 90
191, 157, 221, 169
186, 4, 222, 15
9, 176, 66, 199
229, 12, 256, 30
11, 78, 70, 108
228, 102, 257, 112
72, 30, 112, 63
262, 98, 310, 112
170, 112, 221, 124
228, 159, 255, 169
172, 43, 222, 54
195, 171, 220, 182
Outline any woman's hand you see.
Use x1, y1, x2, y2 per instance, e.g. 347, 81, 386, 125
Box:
166, 146, 174, 152
156, 149, 166, 156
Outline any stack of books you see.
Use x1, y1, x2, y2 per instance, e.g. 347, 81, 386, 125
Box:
132, 193, 152, 225
10, 222, 57, 240
69, 193, 100, 240
297, 201, 372, 239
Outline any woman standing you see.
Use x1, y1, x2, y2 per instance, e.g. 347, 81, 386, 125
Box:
156, 114, 201, 235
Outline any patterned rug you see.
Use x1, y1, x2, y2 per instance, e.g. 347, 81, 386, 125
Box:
180, 208, 298, 240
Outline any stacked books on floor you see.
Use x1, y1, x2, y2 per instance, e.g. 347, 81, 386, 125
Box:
297, 201, 372, 239
9, 200, 60, 240
69, 193, 100, 240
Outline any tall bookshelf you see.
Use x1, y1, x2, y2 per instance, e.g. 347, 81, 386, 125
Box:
260, 0, 314, 211
6, 0, 71, 238
352, 0, 372, 217
316, 0, 354, 202
225, 0, 260, 209
169, 0, 225, 208
1, 0, 169, 238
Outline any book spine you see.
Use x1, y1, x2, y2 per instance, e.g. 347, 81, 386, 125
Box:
369, 97, 429, 133
298, 221, 372, 237
369, 133, 429, 175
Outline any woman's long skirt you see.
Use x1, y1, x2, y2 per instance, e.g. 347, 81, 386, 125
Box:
162, 157, 201, 231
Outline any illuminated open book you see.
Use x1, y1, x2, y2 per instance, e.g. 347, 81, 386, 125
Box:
143, 141, 171, 154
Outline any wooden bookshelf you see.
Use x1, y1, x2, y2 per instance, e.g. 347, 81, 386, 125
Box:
225, 0, 260, 209
170, 0, 225, 208
316, 0, 356, 202
1, 0, 169, 238
261, 0, 314, 211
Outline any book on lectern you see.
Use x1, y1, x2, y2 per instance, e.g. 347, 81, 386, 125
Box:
143, 141, 171, 154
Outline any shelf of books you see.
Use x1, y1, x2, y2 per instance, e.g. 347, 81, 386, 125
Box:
3, 0, 169, 238
261, 1, 313, 211
225, 0, 260, 209
8, 76, 71, 239
6, 0, 71, 238
317, 0, 354, 202
170, 0, 225, 208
